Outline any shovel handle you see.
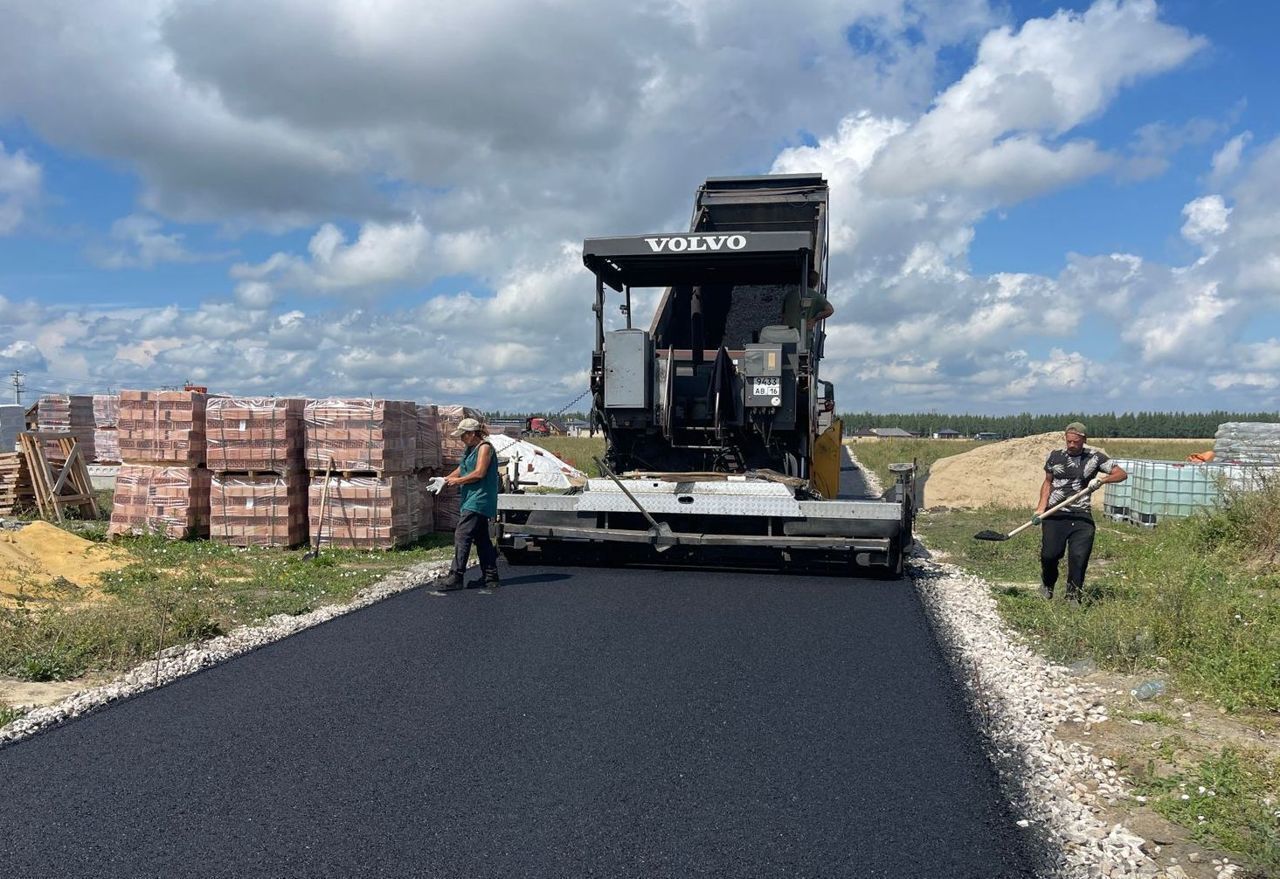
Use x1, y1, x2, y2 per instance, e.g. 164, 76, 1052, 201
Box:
594, 457, 662, 531
1008, 484, 1095, 539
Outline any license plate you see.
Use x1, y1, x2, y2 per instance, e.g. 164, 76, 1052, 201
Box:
752, 378, 781, 397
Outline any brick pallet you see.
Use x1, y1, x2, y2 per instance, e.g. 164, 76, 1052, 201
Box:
308, 474, 421, 550
304, 398, 418, 474
207, 397, 305, 472
212, 472, 308, 547
0, 452, 35, 515
37, 394, 96, 463
93, 394, 119, 428
117, 390, 208, 466
108, 465, 212, 539
92, 394, 121, 464
416, 404, 442, 471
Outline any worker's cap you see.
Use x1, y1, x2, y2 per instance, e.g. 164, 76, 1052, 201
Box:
449, 417, 486, 436
1065, 421, 1088, 437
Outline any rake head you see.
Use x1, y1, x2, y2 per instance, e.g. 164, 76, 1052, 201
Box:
973, 530, 1010, 542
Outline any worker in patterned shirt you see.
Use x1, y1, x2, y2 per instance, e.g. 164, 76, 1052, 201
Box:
1034, 422, 1127, 602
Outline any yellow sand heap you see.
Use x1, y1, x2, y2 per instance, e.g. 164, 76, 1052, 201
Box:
924, 432, 1110, 511
0, 522, 127, 604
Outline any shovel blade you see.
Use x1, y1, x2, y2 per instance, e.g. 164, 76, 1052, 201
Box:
973, 530, 1010, 542
649, 522, 676, 553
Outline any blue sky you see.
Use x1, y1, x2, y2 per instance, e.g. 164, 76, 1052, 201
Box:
1, 0, 1278, 413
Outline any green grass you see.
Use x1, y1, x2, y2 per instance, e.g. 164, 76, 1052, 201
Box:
846, 438, 991, 487
0, 702, 25, 727
528, 436, 606, 476
1132, 747, 1280, 872
917, 489, 1280, 712
0, 533, 453, 683
1102, 438, 1214, 461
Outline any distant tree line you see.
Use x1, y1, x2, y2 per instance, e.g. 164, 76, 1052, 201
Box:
839, 411, 1280, 439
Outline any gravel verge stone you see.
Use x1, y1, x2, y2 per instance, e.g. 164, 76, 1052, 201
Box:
0, 558, 450, 747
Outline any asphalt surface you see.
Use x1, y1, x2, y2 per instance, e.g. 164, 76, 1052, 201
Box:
0, 565, 1040, 878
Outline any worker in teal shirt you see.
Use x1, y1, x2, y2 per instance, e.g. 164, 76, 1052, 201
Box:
436, 417, 500, 591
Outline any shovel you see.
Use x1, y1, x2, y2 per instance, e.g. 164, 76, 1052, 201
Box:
594, 457, 676, 551
973, 483, 1097, 542
303, 456, 335, 560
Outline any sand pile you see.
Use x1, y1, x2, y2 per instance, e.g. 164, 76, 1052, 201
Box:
924, 432, 1109, 510
0, 522, 126, 605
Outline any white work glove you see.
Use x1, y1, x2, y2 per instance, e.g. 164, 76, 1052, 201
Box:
425, 476, 447, 495
1087, 477, 1104, 492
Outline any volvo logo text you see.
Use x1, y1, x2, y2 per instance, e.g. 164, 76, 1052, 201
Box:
644, 234, 747, 253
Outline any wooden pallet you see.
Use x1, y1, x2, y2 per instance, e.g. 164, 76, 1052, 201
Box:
18, 431, 99, 523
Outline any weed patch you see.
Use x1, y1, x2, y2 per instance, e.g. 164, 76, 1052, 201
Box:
1133, 747, 1280, 871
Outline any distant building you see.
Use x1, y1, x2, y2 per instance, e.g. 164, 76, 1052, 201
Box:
565, 418, 591, 437
870, 427, 915, 439
847, 426, 877, 438
933, 428, 962, 439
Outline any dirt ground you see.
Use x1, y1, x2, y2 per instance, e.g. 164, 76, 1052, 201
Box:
0, 521, 124, 607
1055, 662, 1277, 878
922, 432, 1107, 509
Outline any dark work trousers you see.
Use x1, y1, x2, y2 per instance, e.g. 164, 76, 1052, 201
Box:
453, 510, 498, 578
1040, 515, 1096, 598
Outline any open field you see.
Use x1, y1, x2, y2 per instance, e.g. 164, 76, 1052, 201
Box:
528, 435, 605, 476
848, 436, 1215, 490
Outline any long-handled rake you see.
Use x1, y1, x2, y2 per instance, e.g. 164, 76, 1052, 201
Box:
973, 484, 1096, 542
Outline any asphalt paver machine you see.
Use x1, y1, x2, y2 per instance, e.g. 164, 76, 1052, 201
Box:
497, 174, 915, 574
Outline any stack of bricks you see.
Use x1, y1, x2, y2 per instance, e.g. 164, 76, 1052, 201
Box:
93, 394, 120, 464
433, 404, 485, 532
108, 466, 212, 539
117, 390, 207, 466
108, 389, 211, 539
304, 399, 430, 549
36, 394, 96, 463
208, 397, 307, 547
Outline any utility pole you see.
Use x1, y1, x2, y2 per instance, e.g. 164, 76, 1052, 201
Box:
9, 370, 23, 405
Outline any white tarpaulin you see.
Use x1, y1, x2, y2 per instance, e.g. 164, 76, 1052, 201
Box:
487, 435, 585, 490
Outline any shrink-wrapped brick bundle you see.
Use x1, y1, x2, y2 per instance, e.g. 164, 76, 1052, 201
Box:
37, 394, 96, 462
414, 471, 436, 534
308, 474, 417, 549
92, 394, 119, 427
416, 404, 442, 471
91, 393, 122, 463
93, 428, 121, 464
207, 397, 305, 472
108, 465, 211, 539
436, 404, 485, 461
433, 483, 460, 532
304, 399, 417, 474
117, 390, 208, 466
0, 404, 24, 453
211, 472, 308, 547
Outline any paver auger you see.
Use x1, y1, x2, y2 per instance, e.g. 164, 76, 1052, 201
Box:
497, 174, 916, 574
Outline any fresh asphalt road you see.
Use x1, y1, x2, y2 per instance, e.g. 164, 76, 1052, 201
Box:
0, 564, 1041, 878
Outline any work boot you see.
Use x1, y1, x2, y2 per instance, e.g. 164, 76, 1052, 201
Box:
467, 572, 500, 590
1064, 584, 1082, 604
435, 572, 464, 592
1038, 585, 1053, 600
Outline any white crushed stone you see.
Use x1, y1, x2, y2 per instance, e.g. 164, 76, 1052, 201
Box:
0, 559, 450, 747
851, 450, 1168, 879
